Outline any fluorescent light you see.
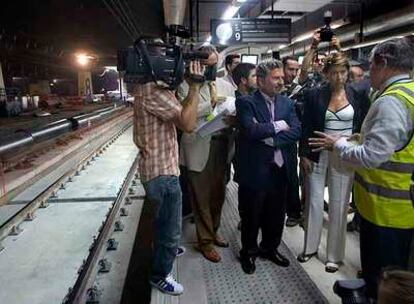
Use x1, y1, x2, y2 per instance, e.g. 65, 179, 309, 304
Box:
202, 36, 212, 46
222, 5, 239, 19
342, 35, 405, 51
278, 44, 287, 50
292, 32, 314, 44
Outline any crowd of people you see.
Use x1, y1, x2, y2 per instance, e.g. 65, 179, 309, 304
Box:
132, 33, 414, 302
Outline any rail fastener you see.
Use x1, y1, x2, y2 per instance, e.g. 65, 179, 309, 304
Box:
106, 238, 118, 251
39, 200, 49, 208
85, 286, 101, 304
24, 211, 36, 221
114, 221, 124, 231
78, 259, 86, 274
120, 207, 128, 217
9, 225, 23, 236
89, 236, 97, 252
98, 259, 112, 273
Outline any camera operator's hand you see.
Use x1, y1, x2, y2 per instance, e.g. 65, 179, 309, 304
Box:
330, 36, 341, 50
311, 31, 321, 49
188, 60, 206, 84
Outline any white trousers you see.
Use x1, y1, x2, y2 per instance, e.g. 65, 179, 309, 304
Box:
303, 150, 353, 263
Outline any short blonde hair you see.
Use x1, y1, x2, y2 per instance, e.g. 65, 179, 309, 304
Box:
323, 52, 350, 74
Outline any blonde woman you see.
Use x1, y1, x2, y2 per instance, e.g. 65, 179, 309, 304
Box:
298, 52, 370, 272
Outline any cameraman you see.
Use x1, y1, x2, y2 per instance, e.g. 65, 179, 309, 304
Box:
178, 45, 229, 263
133, 48, 204, 295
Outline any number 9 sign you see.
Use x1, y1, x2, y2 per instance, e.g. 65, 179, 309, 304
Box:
235, 32, 241, 41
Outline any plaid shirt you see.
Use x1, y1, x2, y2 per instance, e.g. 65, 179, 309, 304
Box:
133, 82, 182, 182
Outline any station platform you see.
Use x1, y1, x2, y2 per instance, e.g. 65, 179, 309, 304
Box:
151, 180, 361, 304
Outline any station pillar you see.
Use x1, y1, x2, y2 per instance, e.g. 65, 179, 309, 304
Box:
78, 71, 93, 97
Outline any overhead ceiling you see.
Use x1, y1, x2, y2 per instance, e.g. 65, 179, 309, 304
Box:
1, 0, 413, 78
0, 0, 164, 69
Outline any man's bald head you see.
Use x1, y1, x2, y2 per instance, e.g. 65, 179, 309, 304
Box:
349, 66, 364, 83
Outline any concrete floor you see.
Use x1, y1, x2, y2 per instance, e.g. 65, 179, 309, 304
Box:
152, 185, 360, 304
0, 128, 137, 304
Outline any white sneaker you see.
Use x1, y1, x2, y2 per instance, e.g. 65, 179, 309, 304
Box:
150, 274, 184, 295
176, 246, 186, 257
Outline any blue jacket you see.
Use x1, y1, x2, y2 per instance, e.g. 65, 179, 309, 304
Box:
234, 90, 302, 190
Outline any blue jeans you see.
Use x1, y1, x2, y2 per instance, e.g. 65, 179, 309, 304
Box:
143, 175, 182, 282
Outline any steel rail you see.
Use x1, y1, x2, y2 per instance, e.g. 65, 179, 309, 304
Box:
65, 153, 139, 304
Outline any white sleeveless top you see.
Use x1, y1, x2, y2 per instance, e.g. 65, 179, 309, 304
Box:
324, 104, 354, 136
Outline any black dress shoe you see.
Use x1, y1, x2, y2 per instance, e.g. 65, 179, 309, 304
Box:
285, 217, 301, 227
260, 250, 290, 267
297, 252, 317, 263
240, 256, 256, 274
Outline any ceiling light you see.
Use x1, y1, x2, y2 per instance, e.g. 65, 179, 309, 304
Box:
75, 53, 95, 67
342, 34, 406, 51
222, 5, 240, 19
216, 23, 233, 44
278, 44, 287, 50
292, 32, 314, 44
203, 35, 212, 46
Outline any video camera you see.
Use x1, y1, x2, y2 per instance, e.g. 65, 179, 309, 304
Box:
117, 25, 211, 90
318, 11, 334, 42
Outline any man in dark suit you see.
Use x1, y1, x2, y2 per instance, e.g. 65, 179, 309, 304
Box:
234, 60, 301, 274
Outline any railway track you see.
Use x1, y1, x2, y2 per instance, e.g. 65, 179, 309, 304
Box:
0, 119, 146, 304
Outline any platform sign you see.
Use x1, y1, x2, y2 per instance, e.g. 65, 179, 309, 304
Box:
211, 18, 291, 45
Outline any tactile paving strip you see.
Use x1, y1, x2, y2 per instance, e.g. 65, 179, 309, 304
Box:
202, 181, 328, 304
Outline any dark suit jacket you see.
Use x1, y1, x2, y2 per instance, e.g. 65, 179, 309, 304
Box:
300, 83, 370, 163
234, 90, 302, 190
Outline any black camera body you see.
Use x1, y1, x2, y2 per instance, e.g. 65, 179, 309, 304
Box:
117, 40, 185, 88
117, 25, 210, 89
319, 11, 334, 42
319, 26, 334, 42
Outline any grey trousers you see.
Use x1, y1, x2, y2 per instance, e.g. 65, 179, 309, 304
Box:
303, 150, 353, 263
187, 137, 228, 251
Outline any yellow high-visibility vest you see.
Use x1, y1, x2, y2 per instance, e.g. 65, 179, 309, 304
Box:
354, 80, 414, 229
